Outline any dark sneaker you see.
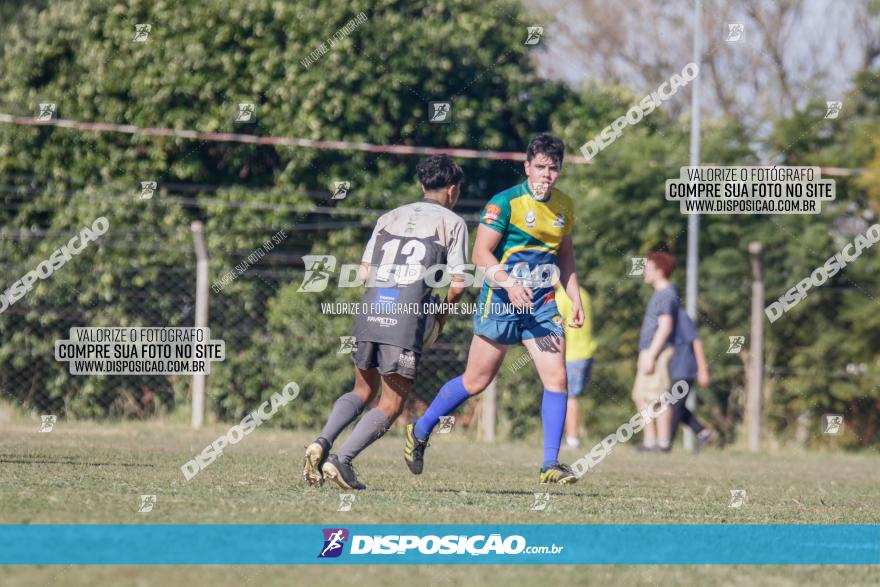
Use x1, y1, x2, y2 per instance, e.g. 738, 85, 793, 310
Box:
539, 463, 578, 484
303, 437, 331, 486
404, 423, 429, 475
321, 454, 366, 490
697, 429, 715, 450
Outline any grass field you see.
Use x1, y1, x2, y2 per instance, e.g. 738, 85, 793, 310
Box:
1, 419, 878, 586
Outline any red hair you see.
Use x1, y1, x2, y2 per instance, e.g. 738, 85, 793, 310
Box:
647, 252, 677, 278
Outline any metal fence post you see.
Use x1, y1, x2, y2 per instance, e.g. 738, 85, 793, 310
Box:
191, 221, 209, 430
482, 377, 496, 443
747, 242, 764, 451
683, 0, 703, 453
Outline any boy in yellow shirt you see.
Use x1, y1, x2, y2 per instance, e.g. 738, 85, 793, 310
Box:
554, 283, 596, 448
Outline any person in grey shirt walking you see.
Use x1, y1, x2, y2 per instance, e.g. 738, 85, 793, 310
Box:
632, 252, 679, 452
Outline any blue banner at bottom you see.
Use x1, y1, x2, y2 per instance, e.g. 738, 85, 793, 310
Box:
0, 524, 878, 565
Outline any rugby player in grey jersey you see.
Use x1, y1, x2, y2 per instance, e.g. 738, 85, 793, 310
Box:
303, 155, 469, 490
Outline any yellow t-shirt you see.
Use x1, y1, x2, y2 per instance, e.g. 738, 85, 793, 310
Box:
554, 284, 597, 361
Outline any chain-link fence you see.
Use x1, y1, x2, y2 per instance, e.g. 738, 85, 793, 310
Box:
208, 261, 484, 432
3, 205, 878, 448
0, 218, 483, 429
0, 223, 197, 418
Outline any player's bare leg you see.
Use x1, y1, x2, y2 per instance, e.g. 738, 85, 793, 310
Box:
521, 334, 567, 391
521, 334, 576, 484
417, 334, 507, 434
377, 373, 412, 418
304, 367, 379, 486
461, 334, 509, 396
405, 335, 507, 474
324, 373, 413, 490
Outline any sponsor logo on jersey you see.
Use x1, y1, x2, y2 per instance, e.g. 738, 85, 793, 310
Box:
483, 204, 501, 224
552, 213, 566, 228
375, 288, 400, 312
366, 316, 398, 328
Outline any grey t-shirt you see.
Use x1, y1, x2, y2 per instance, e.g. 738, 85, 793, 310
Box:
352, 199, 468, 352
638, 286, 679, 351
670, 308, 698, 380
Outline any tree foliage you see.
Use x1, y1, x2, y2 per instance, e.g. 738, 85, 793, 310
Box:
0, 0, 877, 448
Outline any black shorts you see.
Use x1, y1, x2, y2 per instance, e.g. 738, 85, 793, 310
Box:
352, 341, 419, 380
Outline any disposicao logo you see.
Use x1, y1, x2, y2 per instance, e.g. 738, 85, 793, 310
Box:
317, 530, 563, 558
319, 528, 349, 558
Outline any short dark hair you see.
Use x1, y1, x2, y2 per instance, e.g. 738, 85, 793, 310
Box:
647, 251, 677, 278
417, 155, 464, 191
526, 133, 565, 165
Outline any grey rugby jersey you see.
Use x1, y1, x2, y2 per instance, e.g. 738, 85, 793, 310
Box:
352, 198, 468, 352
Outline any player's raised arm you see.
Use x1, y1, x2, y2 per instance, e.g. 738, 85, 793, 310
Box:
437, 219, 469, 332
445, 218, 469, 306
447, 276, 466, 302
357, 218, 384, 283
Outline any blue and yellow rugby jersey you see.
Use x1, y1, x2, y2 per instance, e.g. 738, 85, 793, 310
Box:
477, 180, 575, 322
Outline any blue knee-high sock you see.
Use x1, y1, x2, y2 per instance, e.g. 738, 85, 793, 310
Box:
414, 375, 470, 440
542, 389, 568, 468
